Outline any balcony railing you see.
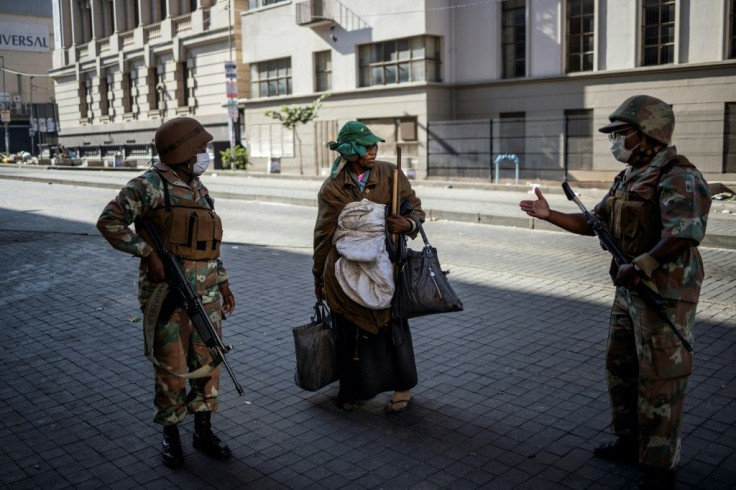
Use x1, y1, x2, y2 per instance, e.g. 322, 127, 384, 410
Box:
145, 24, 161, 42
173, 15, 192, 35
296, 0, 333, 26
120, 31, 134, 47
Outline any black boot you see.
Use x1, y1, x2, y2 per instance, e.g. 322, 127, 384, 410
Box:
193, 412, 231, 460
593, 438, 638, 464
637, 466, 676, 490
161, 425, 184, 468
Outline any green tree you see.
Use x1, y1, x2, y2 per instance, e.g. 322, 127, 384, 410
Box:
219, 145, 250, 170
265, 93, 329, 175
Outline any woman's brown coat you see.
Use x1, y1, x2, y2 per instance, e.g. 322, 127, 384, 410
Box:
313, 160, 424, 334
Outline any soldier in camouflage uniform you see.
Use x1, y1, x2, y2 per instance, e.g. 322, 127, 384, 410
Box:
520, 95, 711, 489
97, 117, 236, 468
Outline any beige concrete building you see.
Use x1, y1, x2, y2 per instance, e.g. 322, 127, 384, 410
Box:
51, 0, 736, 181
241, 0, 736, 182
0, 0, 55, 156
50, 0, 247, 166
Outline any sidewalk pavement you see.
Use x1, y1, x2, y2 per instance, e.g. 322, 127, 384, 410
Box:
1, 167, 735, 489
1, 164, 735, 250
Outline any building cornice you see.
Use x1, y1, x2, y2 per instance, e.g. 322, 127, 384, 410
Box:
451, 59, 736, 89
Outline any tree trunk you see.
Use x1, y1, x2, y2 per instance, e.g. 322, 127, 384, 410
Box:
295, 129, 303, 175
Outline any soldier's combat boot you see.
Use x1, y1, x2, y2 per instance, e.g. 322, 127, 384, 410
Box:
193, 412, 231, 460
161, 424, 184, 468
637, 466, 675, 490
593, 438, 638, 464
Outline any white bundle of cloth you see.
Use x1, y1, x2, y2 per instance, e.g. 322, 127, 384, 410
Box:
333, 199, 394, 309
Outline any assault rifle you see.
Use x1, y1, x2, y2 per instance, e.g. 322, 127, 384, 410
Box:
561, 182, 693, 352
141, 220, 245, 395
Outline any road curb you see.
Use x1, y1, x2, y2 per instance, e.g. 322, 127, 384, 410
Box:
3, 173, 734, 250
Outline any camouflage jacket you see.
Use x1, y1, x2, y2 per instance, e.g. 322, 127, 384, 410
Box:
595, 146, 711, 303
97, 162, 228, 307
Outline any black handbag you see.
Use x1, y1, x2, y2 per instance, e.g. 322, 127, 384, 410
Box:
391, 218, 464, 319
293, 302, 338, 391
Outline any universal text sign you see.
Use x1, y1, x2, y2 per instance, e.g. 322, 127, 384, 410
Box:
0, 22, 50, 53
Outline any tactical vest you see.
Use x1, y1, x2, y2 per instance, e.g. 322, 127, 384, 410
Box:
598, 153, 695, 258
138, 171, 222, 260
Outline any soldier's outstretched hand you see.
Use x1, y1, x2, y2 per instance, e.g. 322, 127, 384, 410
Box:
519, 187, 550, 220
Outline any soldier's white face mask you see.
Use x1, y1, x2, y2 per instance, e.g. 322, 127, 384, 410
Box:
193, 152, 210, 175
609, 133, 639, 164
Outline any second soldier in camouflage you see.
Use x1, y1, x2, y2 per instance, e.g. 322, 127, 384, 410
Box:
520, 95, 712, 489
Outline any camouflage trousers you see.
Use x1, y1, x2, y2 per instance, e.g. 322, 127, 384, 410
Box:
607, 287, 696, 469
152, 300, 222, 426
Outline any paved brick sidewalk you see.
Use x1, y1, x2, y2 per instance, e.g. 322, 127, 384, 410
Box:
1, 204, 734, 488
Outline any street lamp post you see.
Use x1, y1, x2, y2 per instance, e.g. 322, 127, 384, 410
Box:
1, 56, 8, 154
29, 76, 35, 156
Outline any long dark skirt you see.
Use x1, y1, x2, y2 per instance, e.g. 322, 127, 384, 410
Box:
332, 312, 418, 403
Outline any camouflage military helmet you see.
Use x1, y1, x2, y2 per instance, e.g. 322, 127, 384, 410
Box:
599, 95, 675, 145
155, 117, 213, 165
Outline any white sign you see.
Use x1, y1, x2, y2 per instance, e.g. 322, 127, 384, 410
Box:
0, 21, 51, 53
224, 61, 237, 79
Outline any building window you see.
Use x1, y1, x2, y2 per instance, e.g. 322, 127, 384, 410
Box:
99, 76, 109, 117
314, 50, 332, 92
565, 109, 593, 172
80, 0, 92, 43
566, 0, 594, 72
641, 0, 675, 66
101, 0, 114, 37
250, 58, 292, 98
499, 112, 525, 161
730, 0, 736, 58
358, 35, 441, 87
148, 0, 166, 23
247, 0, 287, 9
725, 103, 736, 173
148, 66, 163, 112
178, 0, 197, 14
121, 2, 139, 31
122, 72, 133, 114
79, 79, 90, 120
176, 61, 191, 107
502, 0, 526, 78
249, 123, 294, 158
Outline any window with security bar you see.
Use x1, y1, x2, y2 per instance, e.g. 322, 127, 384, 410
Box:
502, 0, 526, 78
641, 0, 675, 66
358, 35, 441, 87
566, 0, 594, 72
730, 0, 736, 58
250, 58, 292, 98
314, 50, 332, 93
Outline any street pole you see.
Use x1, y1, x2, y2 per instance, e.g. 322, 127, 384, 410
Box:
1, 56, 8, 154
29, 76, 35, 156
227, 0, 234, 159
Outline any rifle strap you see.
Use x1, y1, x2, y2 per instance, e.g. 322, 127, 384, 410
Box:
143, 283, 216, 379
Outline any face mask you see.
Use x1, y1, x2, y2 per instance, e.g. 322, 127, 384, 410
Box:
609, 133, 639, 163
193, 152, 210, 175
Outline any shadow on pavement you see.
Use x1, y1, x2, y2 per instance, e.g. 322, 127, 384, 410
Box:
1, 209, 734, 489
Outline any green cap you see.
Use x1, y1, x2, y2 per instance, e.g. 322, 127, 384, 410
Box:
328, 121, 385, 179
335, 120, 385, 147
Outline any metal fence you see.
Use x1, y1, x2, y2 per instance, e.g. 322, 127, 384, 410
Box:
427, 109, 736, 180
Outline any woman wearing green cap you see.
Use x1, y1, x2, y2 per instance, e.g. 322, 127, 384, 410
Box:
313, 120, 425, 414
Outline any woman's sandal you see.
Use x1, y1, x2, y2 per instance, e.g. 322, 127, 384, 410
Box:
384, 396, 412, 415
